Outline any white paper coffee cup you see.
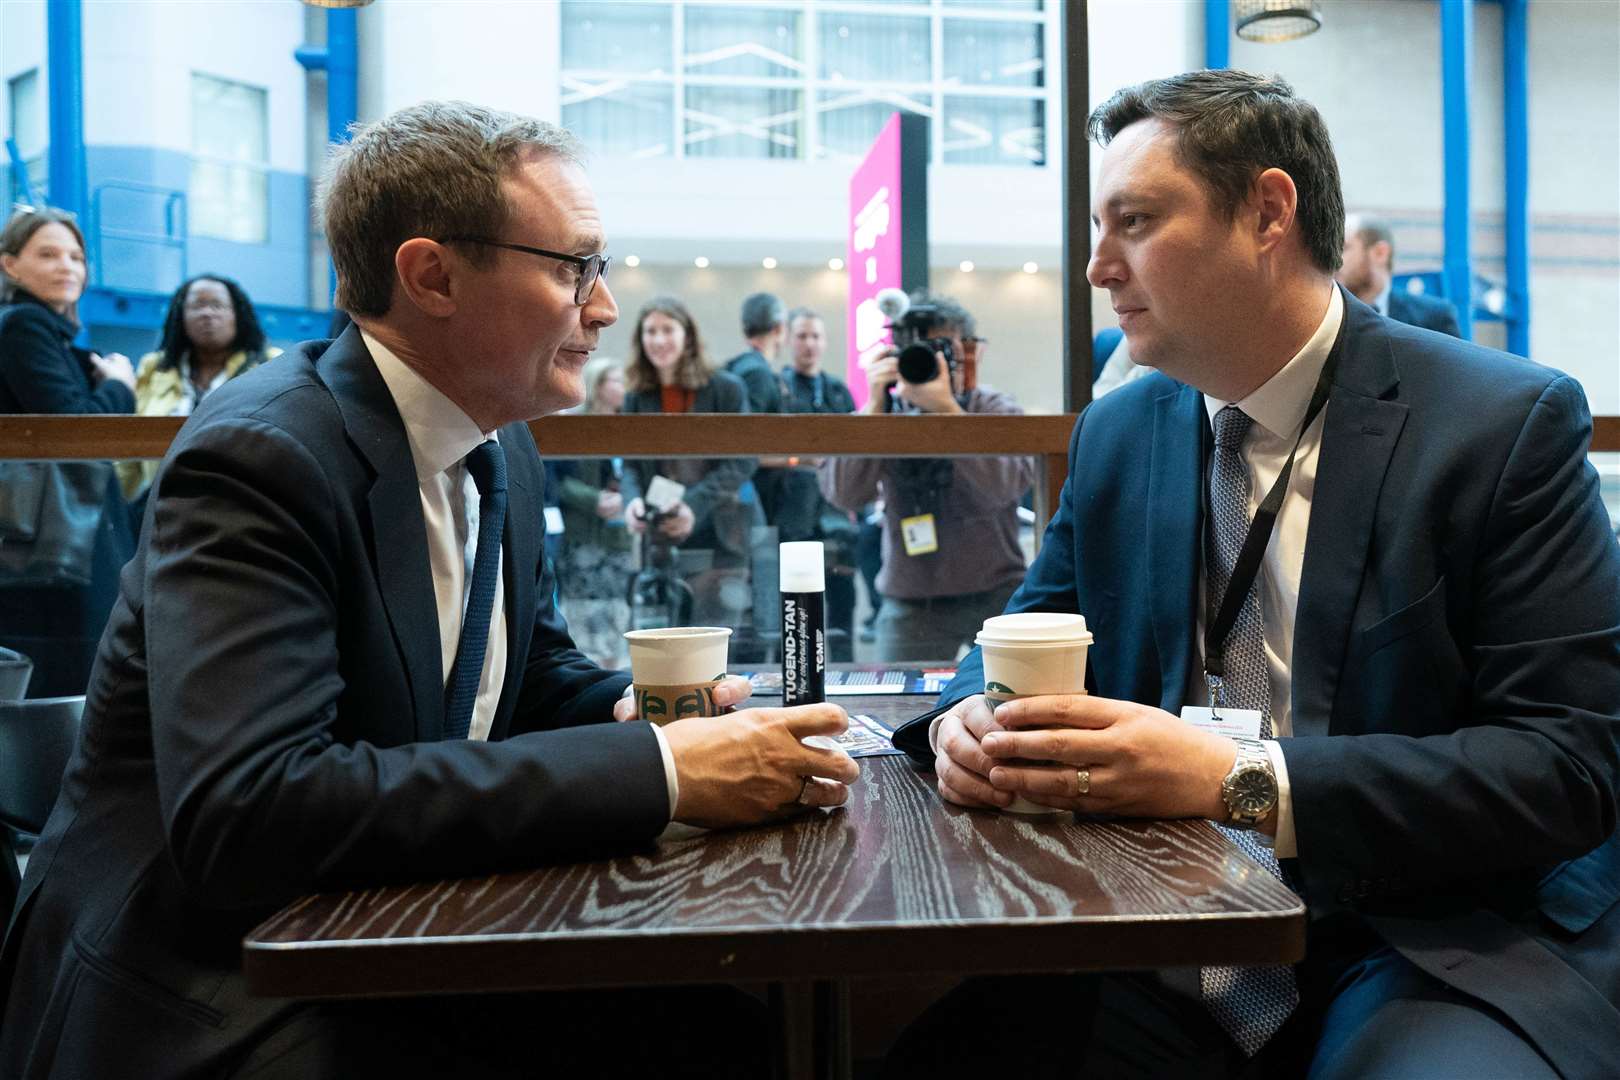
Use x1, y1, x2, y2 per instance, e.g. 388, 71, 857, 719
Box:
976, 613, 1094, 815
624, 627, 732, 725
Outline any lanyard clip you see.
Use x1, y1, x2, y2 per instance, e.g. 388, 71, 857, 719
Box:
1205, 672, 1226, 715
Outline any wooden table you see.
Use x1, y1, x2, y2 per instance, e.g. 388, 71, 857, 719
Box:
243, 698, 1305, 1079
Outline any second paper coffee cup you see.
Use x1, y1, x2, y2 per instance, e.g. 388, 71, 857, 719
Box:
624, 626, 732, 725
975, 612, 1094, 815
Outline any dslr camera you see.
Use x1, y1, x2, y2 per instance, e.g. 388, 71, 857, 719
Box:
889, 304, 957, 386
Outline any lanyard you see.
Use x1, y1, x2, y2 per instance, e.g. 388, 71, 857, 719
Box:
1202, 316, 1346, 702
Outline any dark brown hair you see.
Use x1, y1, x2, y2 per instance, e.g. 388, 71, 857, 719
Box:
1088, 70, 1345, 274
0, 207, 88, 320
626, 296, 712, 393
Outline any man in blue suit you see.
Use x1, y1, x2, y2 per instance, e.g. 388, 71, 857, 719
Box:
1339, 213, 1463, 337
0, 101, 858, 1079
889, 71, 1619, 1078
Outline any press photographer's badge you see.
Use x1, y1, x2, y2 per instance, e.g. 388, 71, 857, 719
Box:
900, 513, 938, 556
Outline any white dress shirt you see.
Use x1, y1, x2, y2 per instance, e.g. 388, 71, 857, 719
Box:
1192, 284, 1344, 859
365, 333, 679, 814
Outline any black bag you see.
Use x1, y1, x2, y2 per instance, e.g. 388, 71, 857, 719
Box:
0, 460, 111, 588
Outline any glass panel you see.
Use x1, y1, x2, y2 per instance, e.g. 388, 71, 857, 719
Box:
684, 6, 802, 78
814, 92, 932, 161
943, 19, 1045, 89
941, 96, 1045, 166
562, 82, 675, 158
944, 0, 1043, 9
190, 74, 269, 243
188, 160, 268, 244
684, 85, 801, 159
191, 74, 267, 166
549, 450, 1033, 668
8, 69, 44, 155
560, 0, 674, 75
818, 13, 931, 84
1593, 452, 1620, 534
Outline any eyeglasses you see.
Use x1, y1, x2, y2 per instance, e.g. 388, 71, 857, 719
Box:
441, 236, 610, 305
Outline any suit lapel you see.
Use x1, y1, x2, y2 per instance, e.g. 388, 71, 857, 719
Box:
1291, 294, 1408, 736
1148, 382, 1206, 712
320, 327, 443, 742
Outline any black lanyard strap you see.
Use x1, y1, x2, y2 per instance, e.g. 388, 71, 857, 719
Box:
1203, 315, 1346, 686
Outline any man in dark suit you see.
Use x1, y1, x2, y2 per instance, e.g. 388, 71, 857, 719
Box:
1339, 213, 1463, 337
889, 71, 1620, 1078
0, 101, 858, 1079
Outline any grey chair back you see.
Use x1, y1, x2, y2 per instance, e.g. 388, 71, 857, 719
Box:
0, 694, 84, 835
0, 647, 33, 701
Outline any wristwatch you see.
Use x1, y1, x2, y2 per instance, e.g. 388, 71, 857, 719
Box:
1220, 738, 1278, 830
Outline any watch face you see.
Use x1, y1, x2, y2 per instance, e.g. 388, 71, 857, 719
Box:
1229, 768, 1276, 813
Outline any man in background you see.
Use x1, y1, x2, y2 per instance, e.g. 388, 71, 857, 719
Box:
821, 292, 1033, 662
1338, 212, 1462, 336
724, 290, 785, 414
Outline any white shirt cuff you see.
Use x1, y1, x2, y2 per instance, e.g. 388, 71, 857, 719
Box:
650, 722, 680, 823
928, 714, 945, 754
1262, 739, 1296, 859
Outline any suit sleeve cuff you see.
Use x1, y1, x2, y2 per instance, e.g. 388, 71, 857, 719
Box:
651, 722, 679, 823
1263, 739, 1296, 859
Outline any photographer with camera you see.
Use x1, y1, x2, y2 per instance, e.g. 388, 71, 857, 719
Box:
820, 290, 1033, 662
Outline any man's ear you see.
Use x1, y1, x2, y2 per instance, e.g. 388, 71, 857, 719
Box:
393, 238, 457, 318
1251, 167, 1299, 257
1371, 239, 1394, 272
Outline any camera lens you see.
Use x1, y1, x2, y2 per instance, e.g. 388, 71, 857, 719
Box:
897, 342, 941, 383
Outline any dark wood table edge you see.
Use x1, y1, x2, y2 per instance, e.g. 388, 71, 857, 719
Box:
244, 907, 1306, 1000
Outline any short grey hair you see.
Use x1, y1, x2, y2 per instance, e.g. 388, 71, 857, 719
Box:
1350, 214, 1396, 267
319, 100, 584, 317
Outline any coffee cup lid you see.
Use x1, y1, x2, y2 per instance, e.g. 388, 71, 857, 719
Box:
976, 611, 1092, 646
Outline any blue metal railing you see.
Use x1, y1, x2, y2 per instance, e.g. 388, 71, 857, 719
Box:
87, 180, 187, 291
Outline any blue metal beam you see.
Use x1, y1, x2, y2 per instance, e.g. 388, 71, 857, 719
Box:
1206, 0, 1231, 70
45, 0, 87, 218
1441, 0, 1474, 340
295, 9, 359, 307
1502, 0, 1529, 357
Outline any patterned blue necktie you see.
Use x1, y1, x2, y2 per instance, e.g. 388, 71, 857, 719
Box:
1200, 405, 1300, 1056
443, 439, 507, 740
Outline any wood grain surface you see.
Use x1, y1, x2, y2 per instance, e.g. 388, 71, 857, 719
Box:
244, 699, 1304, 1000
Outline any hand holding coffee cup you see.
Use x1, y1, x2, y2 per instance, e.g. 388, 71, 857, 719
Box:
624, 627, 732, 724
975, 612, 1095, 815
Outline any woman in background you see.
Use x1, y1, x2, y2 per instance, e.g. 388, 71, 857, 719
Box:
620, 296, 759, 560
553, 358, 635, 667
118, 274, 279, 502
0, 207, 136, 696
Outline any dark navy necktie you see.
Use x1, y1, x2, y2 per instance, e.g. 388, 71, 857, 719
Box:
1200, 405, 1299, 1055
443, 439, 507, 740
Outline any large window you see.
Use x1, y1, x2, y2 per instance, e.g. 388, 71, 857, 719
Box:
561, 0, 1048, 165
189, 73, 268, 244
6, 68, 46, 208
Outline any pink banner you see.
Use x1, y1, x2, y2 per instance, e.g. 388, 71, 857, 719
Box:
846, 113, 906, 411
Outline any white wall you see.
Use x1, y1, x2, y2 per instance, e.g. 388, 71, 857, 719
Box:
2, 1, 305, 170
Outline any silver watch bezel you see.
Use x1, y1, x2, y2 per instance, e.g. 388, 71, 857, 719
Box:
1221, 739, 1278, 830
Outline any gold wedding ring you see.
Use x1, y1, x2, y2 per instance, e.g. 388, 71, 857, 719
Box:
1076, 768, 1091, 796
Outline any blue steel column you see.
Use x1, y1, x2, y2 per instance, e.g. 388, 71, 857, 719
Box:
45, 0, 88, 219
1502, 0, 1529, 357
1441, 0, 1474, 340
1206, 0, 1231, 69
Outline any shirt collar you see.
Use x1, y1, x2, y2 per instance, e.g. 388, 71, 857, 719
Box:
1203, 285, 1343, 441
362, 329, 494, 481
1372, 280, 1392, 317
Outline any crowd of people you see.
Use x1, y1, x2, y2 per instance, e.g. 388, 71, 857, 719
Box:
0, 71, 1616, 1080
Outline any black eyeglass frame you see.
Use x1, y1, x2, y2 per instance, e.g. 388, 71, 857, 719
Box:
440, 235, 610, 305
